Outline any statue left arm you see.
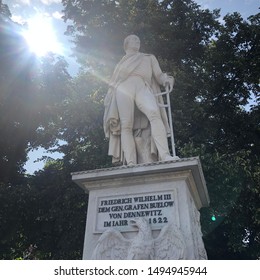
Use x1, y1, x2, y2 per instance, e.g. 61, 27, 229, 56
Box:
151, 55, 174, 92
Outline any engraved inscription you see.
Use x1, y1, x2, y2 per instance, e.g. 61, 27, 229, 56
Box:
95, 191, 176, 232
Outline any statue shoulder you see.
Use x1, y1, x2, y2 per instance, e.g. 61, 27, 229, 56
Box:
143, 53, 155, 57
143, 53, 157, 62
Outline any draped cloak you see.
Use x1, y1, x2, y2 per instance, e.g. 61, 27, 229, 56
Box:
103, 52, 171, 163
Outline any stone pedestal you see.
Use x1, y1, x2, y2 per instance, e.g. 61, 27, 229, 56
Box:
72, 157, 209, 260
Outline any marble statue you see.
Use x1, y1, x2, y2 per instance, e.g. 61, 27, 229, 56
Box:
104, 34, 178, 165
92, 218, 187, 260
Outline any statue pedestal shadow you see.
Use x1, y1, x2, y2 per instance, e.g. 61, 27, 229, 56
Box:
72, 157, 209, 260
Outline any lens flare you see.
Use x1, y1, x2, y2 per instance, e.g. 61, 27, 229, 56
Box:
211, 215, 216, 222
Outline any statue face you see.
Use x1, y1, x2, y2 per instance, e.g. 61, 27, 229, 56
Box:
124, 35, 140, 52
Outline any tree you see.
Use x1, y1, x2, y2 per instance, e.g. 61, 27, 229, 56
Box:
0, 160, 88, 259
0, 2, 72, 183
0, 2, 79, 259
54, 70, 112, 172
0, 3, 36, 183
23, 161, 87, 259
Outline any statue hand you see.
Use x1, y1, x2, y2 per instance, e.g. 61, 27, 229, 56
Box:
164, 76, 174, 92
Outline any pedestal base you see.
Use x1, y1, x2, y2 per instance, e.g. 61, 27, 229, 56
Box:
72, 157, 209, 259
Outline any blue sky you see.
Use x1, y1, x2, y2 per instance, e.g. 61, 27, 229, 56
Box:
197, 0, 259, 18
5, 0, 259, 174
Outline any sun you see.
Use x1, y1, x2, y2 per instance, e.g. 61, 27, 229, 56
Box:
22, 15, 63, 56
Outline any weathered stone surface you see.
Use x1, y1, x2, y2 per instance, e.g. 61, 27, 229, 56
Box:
72, 157, 209, 259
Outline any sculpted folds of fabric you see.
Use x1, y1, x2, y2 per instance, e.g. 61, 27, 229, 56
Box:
104, 52, 171, 164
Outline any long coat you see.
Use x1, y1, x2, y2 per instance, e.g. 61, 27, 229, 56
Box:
103, 52, 170, 163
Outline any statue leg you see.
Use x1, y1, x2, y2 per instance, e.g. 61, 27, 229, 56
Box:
116, 83, 136, 165
136, 86, 171, 161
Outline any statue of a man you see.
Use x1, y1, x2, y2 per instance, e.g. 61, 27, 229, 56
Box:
104, 34, 176, 165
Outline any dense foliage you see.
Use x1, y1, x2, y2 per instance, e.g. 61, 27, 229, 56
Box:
0, 0, 259, 259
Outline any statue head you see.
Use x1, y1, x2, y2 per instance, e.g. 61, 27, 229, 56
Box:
123, 34, 140, 53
